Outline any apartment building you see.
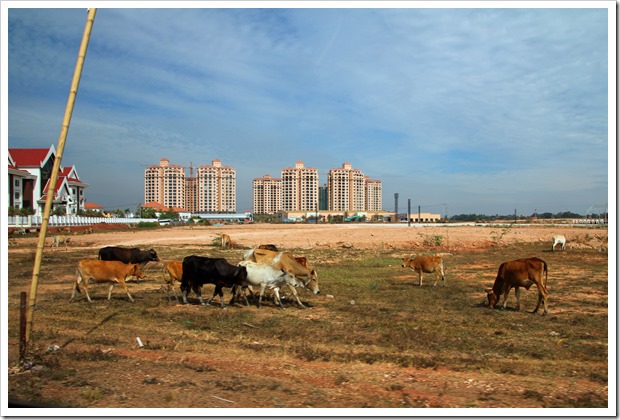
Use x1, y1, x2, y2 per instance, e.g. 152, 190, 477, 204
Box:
195, 159, 236, 213
365, 177, 383, 212
252, 175, 282, 214
144, 158, 186, 209
145, 158, 237, 213
327, 162, 367, 212
281, 161, 319, 212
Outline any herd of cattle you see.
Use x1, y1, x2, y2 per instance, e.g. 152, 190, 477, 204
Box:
66, 234, 568, 316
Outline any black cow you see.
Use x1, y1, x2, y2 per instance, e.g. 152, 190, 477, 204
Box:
181, 256, 249, 308
98, 246, 160, 282
98, 246, 160, 266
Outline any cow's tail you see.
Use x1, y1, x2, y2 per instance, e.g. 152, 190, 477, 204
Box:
542, 260, 549, 292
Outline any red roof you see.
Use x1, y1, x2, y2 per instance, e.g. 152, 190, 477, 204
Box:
9, 147, 55, 167
84, 202, 103, 210
142, 201, 187, 212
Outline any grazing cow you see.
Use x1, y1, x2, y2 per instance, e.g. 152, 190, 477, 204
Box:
98, 246, 159, 282
485, 257, 549, 315
162, 261, 183, 302
236, 261, 301, 309
243, 248, 320, 308
256, 245, 306, 267
10, 228, 26, 236
552, 235, 566, 252
401, 256, 446, 287
49, 235, 70, 251
71, 260, 144, 303
258, 244, 279, 252
180, 256, 248, 307
220, 233, 234, 249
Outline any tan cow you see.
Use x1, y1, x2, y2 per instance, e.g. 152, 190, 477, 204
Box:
401, 256, 446, 287
221, 233, 234, 249
485, 257, 549, 315
162, 261, 183, 302
243, 248, 320, 308
49, 235, 70, 251
71, 260, 144, 303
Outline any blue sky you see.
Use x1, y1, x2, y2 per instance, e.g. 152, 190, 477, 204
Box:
4, 2, 613, 216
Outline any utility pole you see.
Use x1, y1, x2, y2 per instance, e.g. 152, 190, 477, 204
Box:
407, 198, 411, 227
394, 193, 399, 223
26, 8, 97, 346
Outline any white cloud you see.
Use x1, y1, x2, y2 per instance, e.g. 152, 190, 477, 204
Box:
6, 5, 611, 214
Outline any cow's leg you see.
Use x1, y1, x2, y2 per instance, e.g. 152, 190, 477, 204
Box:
229, 284, 238, 305
107, 284, 115, 301
418, 270, 423, 287
440, 264, 446, 287
257, 284, 267, 308
286, 284, 306, 308
272, 287, 285, 309
181, 286, 189, 305
514, 287, 521, 311
532, 286, 548, 315
119, 281, 134, 302
500, 287, 511, 309
71, 272, 83, 302
82, 277, 93, 303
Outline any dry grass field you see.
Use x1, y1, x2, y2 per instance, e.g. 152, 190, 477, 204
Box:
6, 223, 610, 412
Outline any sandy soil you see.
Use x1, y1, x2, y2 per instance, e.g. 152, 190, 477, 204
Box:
31, 222, 607, 252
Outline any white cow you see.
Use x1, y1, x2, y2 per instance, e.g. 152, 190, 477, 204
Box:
236, 261, 301, 309
552, 235, 566, 252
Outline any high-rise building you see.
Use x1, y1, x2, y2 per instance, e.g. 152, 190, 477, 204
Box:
281, 161, 319, 212
145, 158, 236, 213
327, 162, 366, 212
185, 163, 197, 214
196, 159, 236, 213
252, 174, 282, 214
365, 177, 383, 211
144, 158, 186, 209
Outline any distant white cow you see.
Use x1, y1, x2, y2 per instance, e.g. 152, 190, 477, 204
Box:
236, 261, 301, 309
552, 235, 566, 252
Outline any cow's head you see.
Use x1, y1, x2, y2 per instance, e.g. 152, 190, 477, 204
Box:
279, 269, 301, 288
133, 264, 145, 281
402, 257, 412, 268
485, 288, 498, 308
302, 269, 320, 294
234, 265, 249, 287
148, 249, 160, 262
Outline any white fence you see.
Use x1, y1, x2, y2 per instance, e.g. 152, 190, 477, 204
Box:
8, 215, 158, 227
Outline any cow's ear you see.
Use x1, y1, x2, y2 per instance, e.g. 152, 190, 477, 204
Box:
484, 288, 492, 294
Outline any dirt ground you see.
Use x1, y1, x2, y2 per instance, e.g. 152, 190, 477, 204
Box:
6, 222, 610, 413
23, 221, 608, 252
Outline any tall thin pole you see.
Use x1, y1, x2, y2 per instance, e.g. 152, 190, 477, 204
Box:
25, 9, 97, 344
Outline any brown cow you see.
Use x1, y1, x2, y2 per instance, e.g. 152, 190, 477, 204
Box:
49, 235, 70, 251
71, 260, 144, 303
162, 261, 183, 302
401, 256, 446, 287
243, 248, 319, 308
258, 244, 279, 252
485, 257, 549, 315
257, 245, 306, 267
221, 233, 234, 249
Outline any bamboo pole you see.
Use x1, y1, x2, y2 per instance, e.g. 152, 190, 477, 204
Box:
25, 8, 97, 345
